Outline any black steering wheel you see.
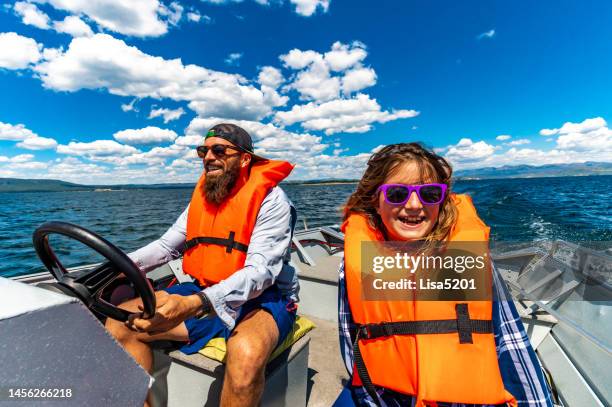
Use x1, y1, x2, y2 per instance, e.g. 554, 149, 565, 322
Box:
32, 221, 155, 322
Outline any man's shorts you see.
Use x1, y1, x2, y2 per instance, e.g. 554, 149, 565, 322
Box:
162, 282, 297, 355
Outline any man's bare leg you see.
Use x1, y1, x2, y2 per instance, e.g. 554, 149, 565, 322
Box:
221, 308, 279, 407
105, 291, 189, 407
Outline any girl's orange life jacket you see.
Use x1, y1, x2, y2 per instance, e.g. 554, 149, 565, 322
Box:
342, 194, 517, 407
182, 160, 294, 286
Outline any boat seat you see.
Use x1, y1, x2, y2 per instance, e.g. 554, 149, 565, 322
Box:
150, 317, 314, 407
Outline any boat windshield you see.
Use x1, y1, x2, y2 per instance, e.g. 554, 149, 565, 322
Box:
511, 242, 611, 403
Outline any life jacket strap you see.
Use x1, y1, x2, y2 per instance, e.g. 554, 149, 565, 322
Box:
184, 231, 249, 254
353, 303, 493, 403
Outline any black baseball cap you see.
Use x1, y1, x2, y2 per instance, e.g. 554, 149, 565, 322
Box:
205, 123, 267, 162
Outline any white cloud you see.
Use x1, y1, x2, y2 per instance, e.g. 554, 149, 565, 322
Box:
35, 34, 283, 120
258, 66, 284, 89
280, 49, 321, 70
535, 117, 612, 154
274, 93, 419, 135
108, 144, 188, 166
14, 1, 50, 29
57, 140, 140, 157
53, 16, 93, 37
0, 121, 57, 150
0, 32, 42, 69
148, 107, 185, 123
199, 0, 330, 17
323, 41, 367, 72
280, 42, 373, 101
200, 0, 243, 4
121, 98, 138, 112
290, 151, 371, 179
286, 59, 340, 101
556, 127, 611, 152
44, 157, 107, 183
186, 11, 202, 22
289, 0, 330, 16
0, 121, 37, 140
175, 135, 204, 147
10, 161, 48, 170
35, 0, 172, 37
506, 138, 530, 146
160, 1, 184, 26
11, 3, 93, 38
341, 67, 376, 94
539, 128, 558, 137
16, 136, 58, 150
539, 117, 607, 137
224, 52, 243, 66
496, 134, 511, 141
10, 154, 35, 163
444, 138, 496, 163
168, 158, 194, 169
477, 29, 495, 40
113, 126, 178, 145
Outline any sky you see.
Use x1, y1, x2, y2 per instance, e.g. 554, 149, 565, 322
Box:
0, 0, 611, 184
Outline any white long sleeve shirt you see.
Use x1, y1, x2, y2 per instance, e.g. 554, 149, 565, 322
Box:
128, 186, 299, 329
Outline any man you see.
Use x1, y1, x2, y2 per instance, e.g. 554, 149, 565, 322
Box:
106, 123, 299, 407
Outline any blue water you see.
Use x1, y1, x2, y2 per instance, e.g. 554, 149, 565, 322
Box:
1, 176, 610, 278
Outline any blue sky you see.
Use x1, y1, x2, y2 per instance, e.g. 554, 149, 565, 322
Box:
0, 0, 611, 183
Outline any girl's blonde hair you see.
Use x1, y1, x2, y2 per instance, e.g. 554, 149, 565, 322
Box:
343, 142, 457, 242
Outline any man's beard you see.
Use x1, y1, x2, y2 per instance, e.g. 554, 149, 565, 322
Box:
204, 159, 240, 205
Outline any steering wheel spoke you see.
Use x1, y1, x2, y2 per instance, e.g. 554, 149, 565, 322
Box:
91, 299, 132, 322
72, 262, 121, 297
33, 221, 156, 322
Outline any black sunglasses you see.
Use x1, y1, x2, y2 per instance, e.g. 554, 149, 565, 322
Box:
196, 144, 244, 159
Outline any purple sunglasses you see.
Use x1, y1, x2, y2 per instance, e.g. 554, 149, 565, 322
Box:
377, 183, 448, 206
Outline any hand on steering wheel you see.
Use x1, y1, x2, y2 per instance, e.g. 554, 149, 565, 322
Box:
33, 221, 156, 322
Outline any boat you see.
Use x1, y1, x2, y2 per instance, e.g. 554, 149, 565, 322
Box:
0, 222, 610, 406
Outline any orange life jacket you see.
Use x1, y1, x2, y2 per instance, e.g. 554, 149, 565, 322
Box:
182, 160, 294, 286
342, 194, 517, 407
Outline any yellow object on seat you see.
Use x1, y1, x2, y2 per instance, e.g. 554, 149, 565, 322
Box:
198, 315, 315, 363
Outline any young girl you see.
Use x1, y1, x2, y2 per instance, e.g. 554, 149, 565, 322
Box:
336, 143, 553, 407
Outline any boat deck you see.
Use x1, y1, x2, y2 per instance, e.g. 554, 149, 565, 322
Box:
305, 315, 348, 407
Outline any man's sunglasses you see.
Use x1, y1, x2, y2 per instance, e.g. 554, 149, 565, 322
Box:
377, 183, 447, 206
196, 144, 244, 159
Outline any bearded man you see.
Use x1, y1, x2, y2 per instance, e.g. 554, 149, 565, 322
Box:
106, 123, 298, 407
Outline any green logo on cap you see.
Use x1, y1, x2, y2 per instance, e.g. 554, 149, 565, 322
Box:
205, 130, 216, 139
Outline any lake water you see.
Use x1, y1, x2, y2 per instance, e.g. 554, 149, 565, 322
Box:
1, 175, 610, 278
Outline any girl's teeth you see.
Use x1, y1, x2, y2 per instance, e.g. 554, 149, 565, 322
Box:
400, 216, 424, 224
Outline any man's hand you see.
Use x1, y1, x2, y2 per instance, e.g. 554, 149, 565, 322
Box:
126, 291, 202, 335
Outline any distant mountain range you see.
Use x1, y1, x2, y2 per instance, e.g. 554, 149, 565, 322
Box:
0, 178, 196, 193
454, 161, 612, 180
1, 162, 610, 192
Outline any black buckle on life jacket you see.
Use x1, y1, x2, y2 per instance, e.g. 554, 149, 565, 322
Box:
357, 323, 392, 340
184, 231, 249, 254
357, 324, 370, 339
